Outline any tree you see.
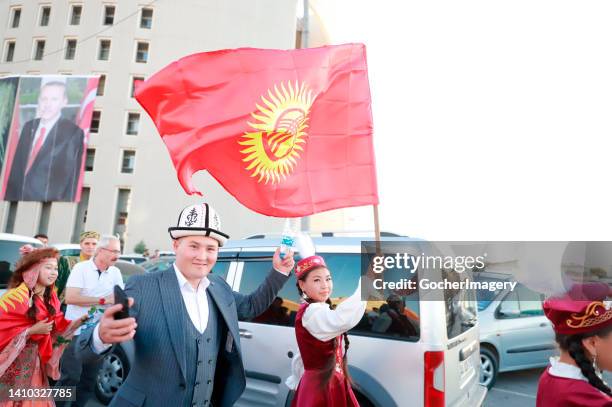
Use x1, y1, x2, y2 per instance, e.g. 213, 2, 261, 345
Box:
134, 240, 147, 254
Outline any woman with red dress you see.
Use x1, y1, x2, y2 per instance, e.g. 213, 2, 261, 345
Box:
286, 255, 366, 407
536, 284, 612, 407
0, 248, 88, 406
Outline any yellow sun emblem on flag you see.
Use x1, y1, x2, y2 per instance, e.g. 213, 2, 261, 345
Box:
239, 81, 314, 184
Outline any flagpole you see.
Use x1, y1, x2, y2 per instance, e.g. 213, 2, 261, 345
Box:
373, 204, 381, 255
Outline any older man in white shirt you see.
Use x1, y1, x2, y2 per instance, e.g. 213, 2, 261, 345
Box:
56, 234, 124, 407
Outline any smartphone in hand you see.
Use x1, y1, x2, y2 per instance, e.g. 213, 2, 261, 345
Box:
113, 285, 130, 320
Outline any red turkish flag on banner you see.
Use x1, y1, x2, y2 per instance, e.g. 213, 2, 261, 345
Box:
136, 43, 378, 217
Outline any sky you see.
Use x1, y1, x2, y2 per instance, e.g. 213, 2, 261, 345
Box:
307, 1, 612, 240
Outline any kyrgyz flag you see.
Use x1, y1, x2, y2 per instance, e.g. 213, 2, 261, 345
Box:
136, 43, 378, 217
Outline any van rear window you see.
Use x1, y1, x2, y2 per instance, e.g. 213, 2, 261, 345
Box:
0, 241, 36, 288
238, 253, 420, 341
443, 269, 478, 339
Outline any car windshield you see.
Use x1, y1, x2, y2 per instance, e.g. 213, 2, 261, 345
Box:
473, 275, 507, 310
60, 248, 81, 257
0, 240, 42, 288
141, 257, 175, 273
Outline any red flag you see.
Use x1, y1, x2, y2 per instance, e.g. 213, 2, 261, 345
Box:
74, 76, 99, 202
136, 43, 378, 217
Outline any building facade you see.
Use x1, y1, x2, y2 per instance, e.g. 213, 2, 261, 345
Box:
0, 0, 298, 252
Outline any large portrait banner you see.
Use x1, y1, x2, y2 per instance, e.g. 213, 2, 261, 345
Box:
0, 75, 99, 202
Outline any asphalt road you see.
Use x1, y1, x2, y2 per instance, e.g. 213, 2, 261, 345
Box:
84, 368, 612, 407
484, 368, 542, 407
485, 368, 612, 407
84, 369, 543, 407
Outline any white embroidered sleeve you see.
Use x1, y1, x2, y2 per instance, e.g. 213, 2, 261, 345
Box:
301, 279, 366, 342
284, 351, 304, 390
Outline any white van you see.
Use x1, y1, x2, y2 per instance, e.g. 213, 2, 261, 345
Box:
0, 233, 44, 295
225, 237, 487, 407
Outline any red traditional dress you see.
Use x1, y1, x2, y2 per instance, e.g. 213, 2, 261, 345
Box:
537, 358, 612, 407
0, 283, 77, 406
286, 257, 366, 407
536, 283, 612, 407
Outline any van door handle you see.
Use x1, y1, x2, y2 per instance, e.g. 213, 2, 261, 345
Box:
239, 329, 253, 339
539, 323, 548, 327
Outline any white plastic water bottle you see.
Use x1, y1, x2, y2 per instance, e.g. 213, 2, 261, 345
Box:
280, 219, 296, 259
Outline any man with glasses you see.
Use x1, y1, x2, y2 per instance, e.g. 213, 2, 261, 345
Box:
56, 234, 124, 407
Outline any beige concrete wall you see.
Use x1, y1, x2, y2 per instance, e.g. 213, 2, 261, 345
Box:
0, 0, 297, 251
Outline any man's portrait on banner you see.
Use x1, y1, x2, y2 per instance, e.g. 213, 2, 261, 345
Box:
2, 76, 95, 202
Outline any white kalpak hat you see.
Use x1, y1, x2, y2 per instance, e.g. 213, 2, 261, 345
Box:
168, 203, 229, 246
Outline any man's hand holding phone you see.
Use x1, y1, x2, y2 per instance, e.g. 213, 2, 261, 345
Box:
98, 285, 137, 344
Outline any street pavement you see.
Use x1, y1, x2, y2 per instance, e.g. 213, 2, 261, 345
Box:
485, 368, 612, 407
83, 368, 611, 406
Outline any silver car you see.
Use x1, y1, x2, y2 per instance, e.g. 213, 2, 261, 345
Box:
475, 271, 556, 389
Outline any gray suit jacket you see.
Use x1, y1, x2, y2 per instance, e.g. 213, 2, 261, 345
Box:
77, 266, 289, 407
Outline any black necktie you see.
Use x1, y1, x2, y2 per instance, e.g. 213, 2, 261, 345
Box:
97, 269, 101, 278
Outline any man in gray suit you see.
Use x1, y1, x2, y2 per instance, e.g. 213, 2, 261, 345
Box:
76, 202, 294, 407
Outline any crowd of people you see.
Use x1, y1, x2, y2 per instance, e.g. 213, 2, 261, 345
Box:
0, 202, 611, 407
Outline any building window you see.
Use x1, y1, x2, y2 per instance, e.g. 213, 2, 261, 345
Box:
121, 150, 135, 173
64, 39, 77, 60
126, 113, 140, 135
85, 149, 95, 171
11, 8, 21, 28
5, 202, 18, 233
140, 8, 153, 29
4, 41, 15, 63
135, 42, 149, 63
38, 202, 52, 235
97, 74, 106, 96
70, 5, 82, 25
98, 39, 111, 60
113, 188, 131, 244
103, 5, 115, 25
131, 76, 144, 97
33, 40, 45, 61
40, 6, 51, 27
71, 187, 90, 242
90, 110, 101, 133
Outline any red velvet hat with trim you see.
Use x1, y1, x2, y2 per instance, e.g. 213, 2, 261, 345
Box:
543, 282, 612, 335
295, 255, 327, 279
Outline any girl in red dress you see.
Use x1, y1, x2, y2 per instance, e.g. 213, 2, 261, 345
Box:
0, 248, 88, 406
287, 255, 366, 407
536, 284, 612, 407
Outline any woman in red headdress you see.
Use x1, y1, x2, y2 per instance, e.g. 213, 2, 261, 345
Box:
286, 255, 366, 407
0, 248, 88, 406
536, 283, 612, 407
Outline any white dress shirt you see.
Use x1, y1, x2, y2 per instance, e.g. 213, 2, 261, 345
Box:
173, 263, 211, 333
31, 113, 61, 153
